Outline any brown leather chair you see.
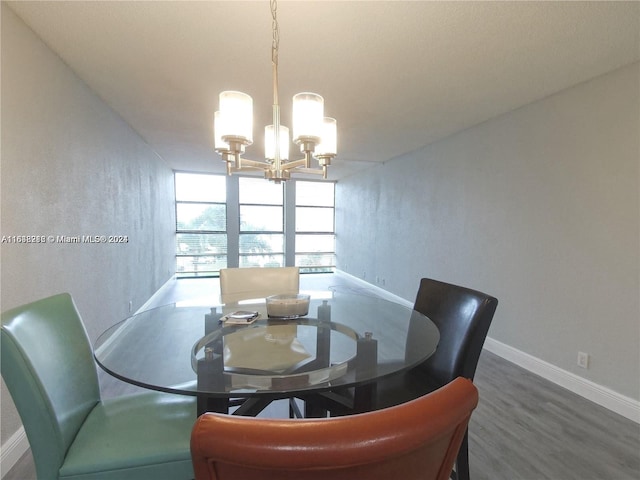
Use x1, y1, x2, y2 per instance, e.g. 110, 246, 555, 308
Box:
376, 278, 498, 480
190, 377, 478, 480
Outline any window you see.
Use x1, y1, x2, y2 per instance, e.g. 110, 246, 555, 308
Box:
175, 172, 227, 277
174, 174, 335, 276
295, 181, 335, 273
238, 177, 284, 267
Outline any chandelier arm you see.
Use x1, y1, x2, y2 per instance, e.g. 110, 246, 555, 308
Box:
279, 159, 307, 170
237, 158, 273, 169
292, 167, 325, 177
229, 166, 272, 174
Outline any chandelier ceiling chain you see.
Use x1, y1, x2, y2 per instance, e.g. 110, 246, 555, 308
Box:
271, 0, 279, 87
213, 0, 337, 183
270, 0, 281, 165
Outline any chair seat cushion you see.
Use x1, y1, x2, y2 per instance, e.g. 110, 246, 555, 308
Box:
59, 391, 196, 480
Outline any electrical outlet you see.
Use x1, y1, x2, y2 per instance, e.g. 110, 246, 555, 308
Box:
577, 351, 589, 369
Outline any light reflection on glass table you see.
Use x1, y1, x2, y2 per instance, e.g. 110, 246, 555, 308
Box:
94, 290, 439, 416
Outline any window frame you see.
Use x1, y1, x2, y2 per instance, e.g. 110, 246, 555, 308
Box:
174, 172, 336, 277
238, 177, 285, 268
293, 181, 336, 273
174, 171, 228, 277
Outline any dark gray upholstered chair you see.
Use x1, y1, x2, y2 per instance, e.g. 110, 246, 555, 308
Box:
374, 278, 498, 480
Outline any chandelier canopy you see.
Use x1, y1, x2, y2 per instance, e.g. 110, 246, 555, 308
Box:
214, 0, 337, 183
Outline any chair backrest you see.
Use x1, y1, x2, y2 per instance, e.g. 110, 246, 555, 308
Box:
191, 377, 478, 480
1, 293, 101, 479
219, 266, 300, 303
412, 278, 498, 386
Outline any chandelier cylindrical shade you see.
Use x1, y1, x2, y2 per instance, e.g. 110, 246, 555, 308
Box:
213, 2, 336, 181
265, 125, 290, 161
292, 93, 324, 142
315, 117, 337, 157
213, 111, 229, 151
218, 91, 253, 143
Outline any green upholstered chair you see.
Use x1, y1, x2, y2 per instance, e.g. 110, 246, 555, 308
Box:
1, 293, 196, 480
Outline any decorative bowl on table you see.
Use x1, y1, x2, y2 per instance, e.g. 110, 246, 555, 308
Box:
266, 294, 310, 319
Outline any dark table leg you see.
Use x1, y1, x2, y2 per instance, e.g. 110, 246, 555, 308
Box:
352, 382, 376, 413
197, 396, 229, 416
196, 347, 226, 416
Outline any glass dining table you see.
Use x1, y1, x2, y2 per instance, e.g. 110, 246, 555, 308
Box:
94, 289, 440, 417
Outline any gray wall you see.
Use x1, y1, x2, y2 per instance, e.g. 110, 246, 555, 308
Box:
1, 5, 176, 445
337, 63, 639, 401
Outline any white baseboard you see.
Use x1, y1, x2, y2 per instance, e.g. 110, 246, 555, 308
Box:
0, 427, 28, 479
136, 275, 177, 313
333, 270, 414, 307
483, 337, 640, 424
335, 270, 640, 424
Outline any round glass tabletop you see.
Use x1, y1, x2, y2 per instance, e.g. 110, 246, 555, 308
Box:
94, 291, 439, 398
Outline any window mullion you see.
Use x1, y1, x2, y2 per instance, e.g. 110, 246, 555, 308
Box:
284, 181, 296, 267
226, 175, 240, 268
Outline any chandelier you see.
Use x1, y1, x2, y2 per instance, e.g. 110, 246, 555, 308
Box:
213, 0, 337, 183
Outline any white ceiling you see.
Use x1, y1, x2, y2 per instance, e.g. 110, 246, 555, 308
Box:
7, 0, 640, 180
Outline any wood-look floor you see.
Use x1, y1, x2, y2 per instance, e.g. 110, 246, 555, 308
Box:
4, 275, 639, 480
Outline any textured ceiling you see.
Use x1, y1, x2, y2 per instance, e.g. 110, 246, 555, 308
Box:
6, 0, 640, 180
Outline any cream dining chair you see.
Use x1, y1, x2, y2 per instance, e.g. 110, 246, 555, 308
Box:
217, 266, 301, 416
219, 266, 300, 303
